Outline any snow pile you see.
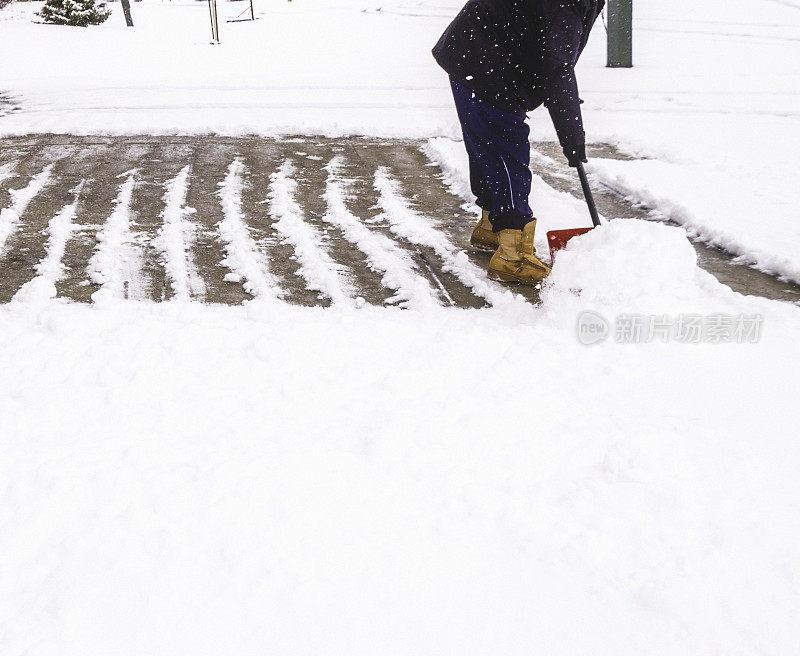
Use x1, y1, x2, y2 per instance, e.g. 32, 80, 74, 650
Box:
10, 275, 58, 303
543, 220, 703, 311
588, 157, 800, 284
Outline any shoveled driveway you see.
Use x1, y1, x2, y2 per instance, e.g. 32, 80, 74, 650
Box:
0, 135, 797, 308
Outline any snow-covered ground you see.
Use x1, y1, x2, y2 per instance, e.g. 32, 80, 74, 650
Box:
2, 225, 800, 656
2, 1, 800, 654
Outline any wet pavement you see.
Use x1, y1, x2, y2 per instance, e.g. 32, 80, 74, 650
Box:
0, 135, 797, 308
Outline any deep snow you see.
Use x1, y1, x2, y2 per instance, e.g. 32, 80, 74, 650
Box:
3, 218, 800, 655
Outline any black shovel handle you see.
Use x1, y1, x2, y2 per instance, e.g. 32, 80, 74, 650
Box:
577, 162, 602, 227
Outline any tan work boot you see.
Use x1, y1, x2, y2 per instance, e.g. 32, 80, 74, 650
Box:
488, 219, 551, 285
470, 209, 499, 251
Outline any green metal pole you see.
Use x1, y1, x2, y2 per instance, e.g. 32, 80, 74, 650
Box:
607, 0, 633, 68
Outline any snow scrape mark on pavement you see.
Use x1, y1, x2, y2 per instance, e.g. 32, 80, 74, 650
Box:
35, 180, 85, 283
269, 160, 355, 306
0, 161, 17, 186
323, 157, 439, 310
10, 179, 84, 303
154, 165, 205, 301
0, 164, 54, 255
88, 170, 146, 300
218, 158, 282, 300
373, 167, 511, 307
422, 139, 474, 209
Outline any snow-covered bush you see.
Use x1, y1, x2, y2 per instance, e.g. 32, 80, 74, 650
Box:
0, 0, 12, 10
39, 0, 110, 26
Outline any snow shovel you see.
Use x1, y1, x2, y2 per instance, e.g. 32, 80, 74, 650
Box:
546, 161, 601, 262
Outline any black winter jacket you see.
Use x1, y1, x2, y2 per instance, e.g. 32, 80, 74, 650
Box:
433, 0, 604, 153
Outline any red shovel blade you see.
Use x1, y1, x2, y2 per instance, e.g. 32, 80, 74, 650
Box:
547, 226, 596, 263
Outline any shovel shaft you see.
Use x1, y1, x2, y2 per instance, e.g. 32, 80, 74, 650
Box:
577, 162, 602, 227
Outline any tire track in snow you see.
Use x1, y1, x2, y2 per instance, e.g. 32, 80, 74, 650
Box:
218, 158, 282, 300
153, 165, 205, 301
323, 156, 440, 309
373, 167, 511, 307
88, 170, 147, 300
0, 164, 54, 256
269, 160, 356, 306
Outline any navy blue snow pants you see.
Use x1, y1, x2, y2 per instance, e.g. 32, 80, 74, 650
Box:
450, 78, 533, 232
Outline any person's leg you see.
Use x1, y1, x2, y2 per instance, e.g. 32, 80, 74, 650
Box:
450, 79, 501, 250
485, 116, 533, 231
449, 79, 532, 232
450, 79, 492, 212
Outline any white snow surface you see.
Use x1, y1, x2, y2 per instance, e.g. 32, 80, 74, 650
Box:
2, 219, 800, 655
